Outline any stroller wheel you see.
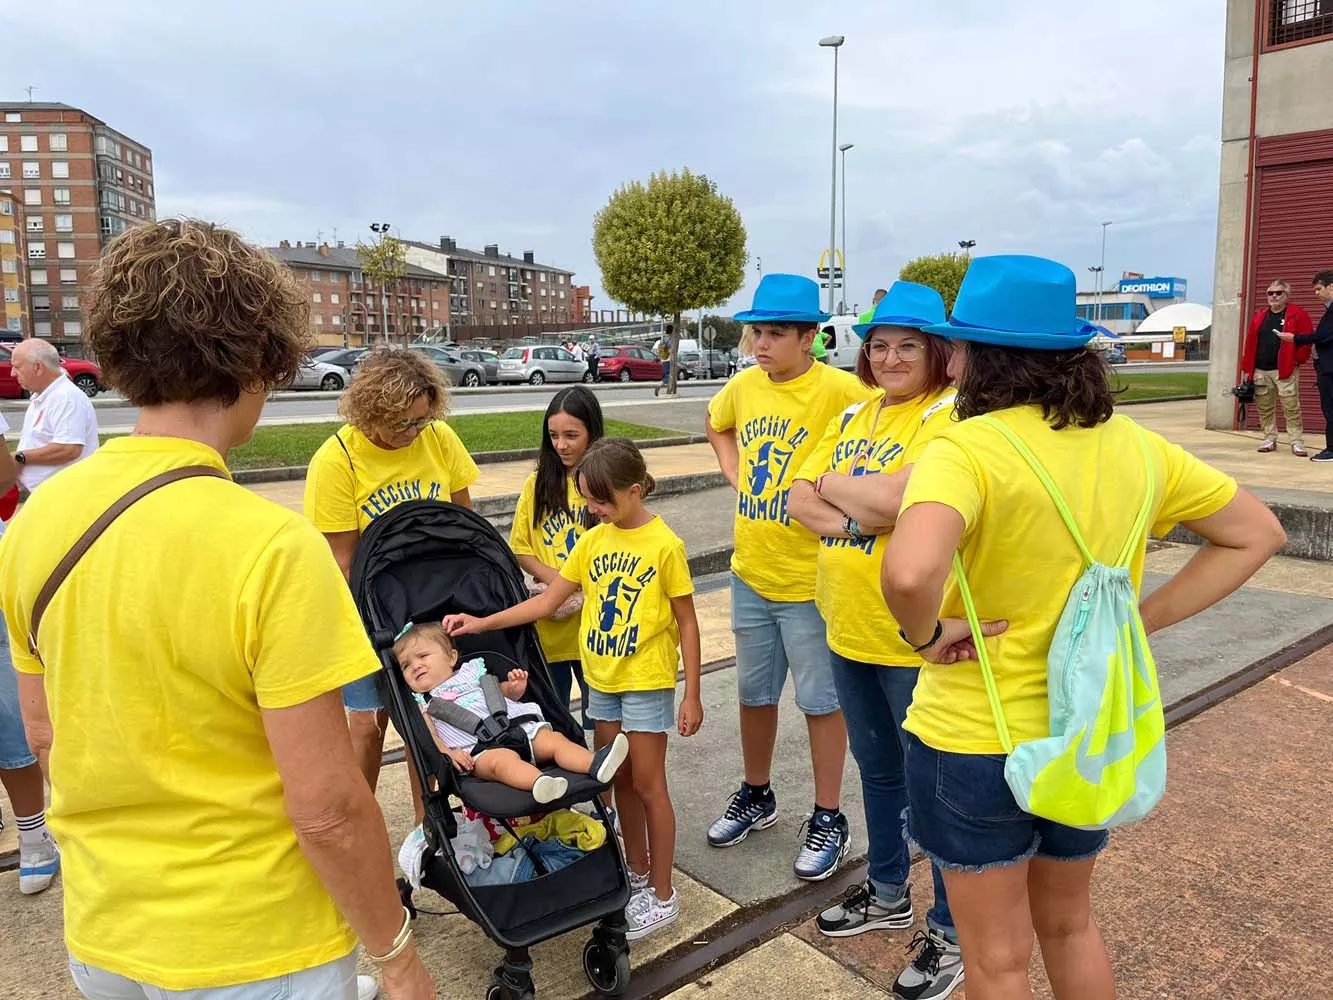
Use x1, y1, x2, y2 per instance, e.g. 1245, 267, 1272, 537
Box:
583, 939, 632, 996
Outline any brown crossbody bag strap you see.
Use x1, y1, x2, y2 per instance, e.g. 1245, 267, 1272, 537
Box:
26, 465, 229, 663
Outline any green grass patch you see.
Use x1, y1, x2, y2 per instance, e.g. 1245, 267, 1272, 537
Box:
95, 412, 679, 471
1112, 371, 1207, 402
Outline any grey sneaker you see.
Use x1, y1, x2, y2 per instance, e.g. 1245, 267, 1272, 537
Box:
793, 809, 851, 881
817, 879, 914, 937
707, 784, 778, 847
893, 928, 965, 999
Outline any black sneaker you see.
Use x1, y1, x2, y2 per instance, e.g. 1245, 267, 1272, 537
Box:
1313, 450, 1333, 463
893, 928, 965, 999
817, 879, 914, 937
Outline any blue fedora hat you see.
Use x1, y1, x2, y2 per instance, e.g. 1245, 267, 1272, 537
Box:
924, 255, 1099, 350
734, 273, 831, 324
851, 280, 946, 339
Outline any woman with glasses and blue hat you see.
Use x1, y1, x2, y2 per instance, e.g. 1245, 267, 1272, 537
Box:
305, 346, 480, 811
881, 255, 1284, 999
787, 280, 964, 998
705, 273, 874, 884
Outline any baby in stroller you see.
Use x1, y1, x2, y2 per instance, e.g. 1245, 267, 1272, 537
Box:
394, 622, 629, 804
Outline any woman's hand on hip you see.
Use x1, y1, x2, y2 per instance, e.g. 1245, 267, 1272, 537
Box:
919, 617, 1008, 664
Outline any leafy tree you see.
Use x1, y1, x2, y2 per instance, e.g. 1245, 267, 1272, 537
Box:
899, 252, 972, 313
684, 315, 742, 351
357, 235, 409, 344
593, 169, 747, 394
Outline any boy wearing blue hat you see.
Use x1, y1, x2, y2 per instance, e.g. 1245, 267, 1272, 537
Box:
704, 273, 873, 882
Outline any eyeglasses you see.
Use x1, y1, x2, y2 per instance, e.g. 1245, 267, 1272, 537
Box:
389, 416, 432, 435
863, 341, 924, 362
1267, 290, 1287, 297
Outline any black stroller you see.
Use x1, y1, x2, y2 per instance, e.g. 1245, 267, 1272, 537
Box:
350, 499, 634, 999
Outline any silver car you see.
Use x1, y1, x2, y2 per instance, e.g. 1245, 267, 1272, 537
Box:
458, 349, 501, 382
407, 345, 488, 388
497, 345, 592, 385
288, 358, 351, 391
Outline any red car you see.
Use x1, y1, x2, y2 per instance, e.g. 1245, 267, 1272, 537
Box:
0, 341, 105, 399
598, 345, 664, 383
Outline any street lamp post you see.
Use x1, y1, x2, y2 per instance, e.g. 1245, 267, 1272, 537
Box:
370, 221, 392, 344
1088, 266, 1104, 326
819, 34, 845, 315
958, 239, 976, 255
1098, 221, 1113, 324
839, 142, 853, 313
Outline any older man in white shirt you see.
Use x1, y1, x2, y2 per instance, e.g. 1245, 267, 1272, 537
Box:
12, 339, 99, 492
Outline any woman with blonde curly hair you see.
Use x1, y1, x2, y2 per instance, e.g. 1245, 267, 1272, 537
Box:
305, 346, 480, 791
0, 219, 435, 999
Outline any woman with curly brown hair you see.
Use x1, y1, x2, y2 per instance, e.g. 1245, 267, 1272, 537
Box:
882, 255, 1284, 1000
304, 346, 479, 791
0, 219, 434, 999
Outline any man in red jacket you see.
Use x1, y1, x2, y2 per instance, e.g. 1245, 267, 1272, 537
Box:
1242, 278, 1313, 455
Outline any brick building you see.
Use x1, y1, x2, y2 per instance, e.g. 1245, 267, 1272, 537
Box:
268, 241, 454, 347
571, 283, 593, 323
402, 237, 577, 334
0, 102, 154, 351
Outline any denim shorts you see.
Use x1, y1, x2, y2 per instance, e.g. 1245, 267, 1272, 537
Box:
0, 611, 38, 770
904, 732, 1109, 872
730, 574, 838, 715
585, 686, 675, 734
70, 951, 359, 999
341, 672, 382, 712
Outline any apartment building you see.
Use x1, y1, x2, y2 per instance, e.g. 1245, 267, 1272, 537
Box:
268, 241, 453, 347
1207, 0, 1333, 431
402, 237, 577, 332
0, 102, 154, 350
0, 191, 24, 338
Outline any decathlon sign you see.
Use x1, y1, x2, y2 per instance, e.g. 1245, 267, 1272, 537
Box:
1117, 276, 1186, 299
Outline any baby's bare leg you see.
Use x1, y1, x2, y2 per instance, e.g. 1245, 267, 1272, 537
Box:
530, 728, 595, 772
472, 748, 544, 791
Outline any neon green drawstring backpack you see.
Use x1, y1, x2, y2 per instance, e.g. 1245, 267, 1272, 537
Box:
953, 416, 1165, 831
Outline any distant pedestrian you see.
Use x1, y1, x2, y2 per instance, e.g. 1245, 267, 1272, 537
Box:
587, 336, 602, 382
570, 340, 586, 364
11, 339, 99, 492
857, 288, 889, 324
305, 347, 479, 801
653, 326, 673, 396
0, 419, 56, 897
1279, 270, 1333, 462
0, 219, 435, 999
1242, 278, 1311, 456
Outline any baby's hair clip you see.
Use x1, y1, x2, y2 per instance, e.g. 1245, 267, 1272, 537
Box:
393, 621, 415, 642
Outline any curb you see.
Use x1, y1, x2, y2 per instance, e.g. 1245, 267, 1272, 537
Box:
232, 434, 710, 485
1116, 394, 1206, 406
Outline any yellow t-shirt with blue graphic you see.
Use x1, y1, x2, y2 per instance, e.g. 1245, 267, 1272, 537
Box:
708, 363, 873, 602
795, 387, 956, 665
304, 421, 480, 535
901, 407, 1239, 755
510, 472, 588, 663
559, 516, 693, 693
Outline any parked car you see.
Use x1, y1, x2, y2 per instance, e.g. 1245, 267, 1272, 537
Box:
407, 344, 488, 387
315, 347, 370, 373
458, 349, 501, 382
598, 345, 664, 383
1104, 346, 1128, 365
497, 345, 591, 385
286, 358, 351, 391
0, 343, 105, 398
679, 349, 729, 380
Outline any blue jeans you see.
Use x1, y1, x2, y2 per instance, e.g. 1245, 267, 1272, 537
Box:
904, 732, 1109, 872
69, 952, 359, 999
0, 610, 38, 770
830, 652, 953, 933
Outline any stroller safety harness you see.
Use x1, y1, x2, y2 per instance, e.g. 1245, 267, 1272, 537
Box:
426, 672, 545, 763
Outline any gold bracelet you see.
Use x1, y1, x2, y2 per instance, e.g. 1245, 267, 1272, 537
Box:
367, 906, 414, 964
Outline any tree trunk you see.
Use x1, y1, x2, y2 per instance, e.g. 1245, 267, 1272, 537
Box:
667, 311, 681, 396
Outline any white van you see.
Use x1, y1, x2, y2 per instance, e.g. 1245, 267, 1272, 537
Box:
817, 316, 863, 371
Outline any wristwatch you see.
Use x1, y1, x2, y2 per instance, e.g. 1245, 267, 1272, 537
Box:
14, 451, 25, 465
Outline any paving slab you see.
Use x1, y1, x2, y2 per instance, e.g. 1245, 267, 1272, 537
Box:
664, 933, 890, 999
793, 648, 1333, 1000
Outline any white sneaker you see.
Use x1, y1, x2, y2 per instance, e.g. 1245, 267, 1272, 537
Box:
356, 974, 379, 1000
19, 834, 60, 895
625, 888, 679, 940
532, 774, 569, 804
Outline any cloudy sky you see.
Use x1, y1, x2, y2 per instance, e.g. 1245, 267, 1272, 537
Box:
4, 0, 1226, 314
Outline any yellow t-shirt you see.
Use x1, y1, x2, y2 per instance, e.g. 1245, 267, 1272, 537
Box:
708, 362, 873, 602
0, 436, 378, 989
900, 407, 1239, 754
795, 387, 957, 665
510, 471, 589, 663
559, 516, 693, 693
304, 420, 480, 535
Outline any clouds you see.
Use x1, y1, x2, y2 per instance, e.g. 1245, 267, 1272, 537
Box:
1, 0, 1226, 312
